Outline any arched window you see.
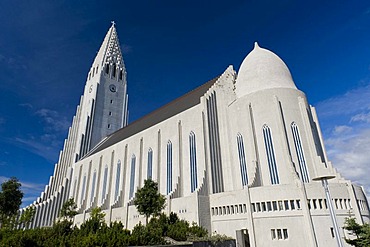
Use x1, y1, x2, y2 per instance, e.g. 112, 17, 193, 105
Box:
147, 148, 153, 179
167, 141, 172, 195
189, 132, 198, 193
101, 166, 108, 203
90, 170, 97, 204
291, 122, 310, 183
263, 125, 279, 184
129, 155, 136, 198
237, 133, 248, 186
114, 160, 121, 201
80, 174, 87, 204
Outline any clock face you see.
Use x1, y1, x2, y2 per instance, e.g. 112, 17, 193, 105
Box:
109, 84, 117, 93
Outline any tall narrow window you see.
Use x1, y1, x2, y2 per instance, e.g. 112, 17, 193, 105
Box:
112, 64, 116, 77
147, 148, 153, 179
237, 133, 248, 186
105, 63, 109, 74
101, 166, 108, 203
72, 177, 77, 199
80, 174, 87, 204
263, 125, 279, 184
129, 155, 136, 198
189, 131, 198, 192
167, 141, 173, 195
114, 160, 121, 201
90, 170, 97, 204
291, 122, 310, 183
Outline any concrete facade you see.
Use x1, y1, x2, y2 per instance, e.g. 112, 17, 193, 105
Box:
25, 25, 369, 247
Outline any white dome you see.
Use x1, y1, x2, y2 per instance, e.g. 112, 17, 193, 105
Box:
235, 42, 297, 97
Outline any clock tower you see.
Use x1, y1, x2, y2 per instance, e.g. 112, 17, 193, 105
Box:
76, 22, 128, 160
28, 23, 129, 228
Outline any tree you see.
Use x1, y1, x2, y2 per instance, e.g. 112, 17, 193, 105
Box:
134, 179, 166, 224
344, 217, 370, 247
0, 177, 23, 228
19, 206, 36, 229
59, 198, 78, 221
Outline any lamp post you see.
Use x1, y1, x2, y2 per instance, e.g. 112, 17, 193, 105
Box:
313, 175, 343, 247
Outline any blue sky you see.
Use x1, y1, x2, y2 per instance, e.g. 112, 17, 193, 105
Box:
0, 1, 369, 206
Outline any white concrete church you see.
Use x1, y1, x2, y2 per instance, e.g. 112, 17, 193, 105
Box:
24, 23, 370, 247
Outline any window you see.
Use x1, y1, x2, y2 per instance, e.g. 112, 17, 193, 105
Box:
296, 200, 301, 209
114, 160, 121, 201
119, 70, 123, 80
277, 229, 282, 240
271, 229, 276, 240
105, 64, 109, 74
330, 227, 335, 238
313, 199, 317, 209
90, 170, 97, 204
147, 148, 153, 179
273, 201, 278, 211
256, 203, 261, 212
278, 201, 284, 211
109, 111, 112, 116
129, 155, 136, 198
112, 64, 116, 77
263, 125, 279, 184
262, 202, 266, 212
167, 141, 173, 195
267, 201, 272, 211
291, 122, 310, 183
72, 177, 77, 199
318, 199, 323, 209
290, 200, 295, 210
272, 228, 288, 241
284, 200, 289, 210
107, 124, 111, 129
101, 166, 108, 203
236, 133, 248, 186
283, 229, 288, 239
80, 174, 87, 204
189, 132, 198, 192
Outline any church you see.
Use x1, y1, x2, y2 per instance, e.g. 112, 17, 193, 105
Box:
23, 23, 369, 246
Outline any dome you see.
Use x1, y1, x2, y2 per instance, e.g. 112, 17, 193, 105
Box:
235, 42, 297, 97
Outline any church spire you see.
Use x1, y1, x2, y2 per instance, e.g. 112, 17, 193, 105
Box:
93, 22, 125, 73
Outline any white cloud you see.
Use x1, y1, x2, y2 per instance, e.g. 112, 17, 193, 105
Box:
332, 125, 352, 135
350, 112, 370, 123
35, 108, 70, 133
315, 83, 370, 201
316, 84, 370, 118
12, 137, 59, 162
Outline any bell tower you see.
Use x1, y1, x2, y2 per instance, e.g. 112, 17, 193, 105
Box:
76, 22, 128, 160
28, 23, 128, 228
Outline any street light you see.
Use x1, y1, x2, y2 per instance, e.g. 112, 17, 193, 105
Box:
313, 175, 343, 247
